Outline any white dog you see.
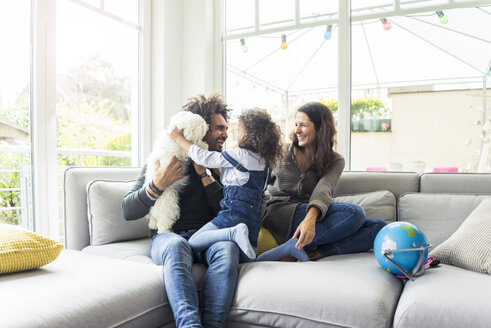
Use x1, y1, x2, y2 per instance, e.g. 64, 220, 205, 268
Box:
145, 111, 209, 233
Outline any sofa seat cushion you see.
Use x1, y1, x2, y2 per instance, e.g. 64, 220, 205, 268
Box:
0, 250, 171, 328
228, 253, 403, 328
82, 238, 207, 289
393, 264, 491, 328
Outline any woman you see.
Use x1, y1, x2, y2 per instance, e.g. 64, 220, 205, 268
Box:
259, 102, 387, 261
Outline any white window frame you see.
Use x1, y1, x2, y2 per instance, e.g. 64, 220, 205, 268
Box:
30, 0, 151, 239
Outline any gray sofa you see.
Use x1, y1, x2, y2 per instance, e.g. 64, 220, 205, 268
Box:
1, 167, 490, 328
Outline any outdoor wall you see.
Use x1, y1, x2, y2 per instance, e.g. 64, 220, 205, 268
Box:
351, 88, 489, 172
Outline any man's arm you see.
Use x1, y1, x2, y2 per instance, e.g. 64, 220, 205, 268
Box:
122, 156, 185, 221
122, 165, 155, 221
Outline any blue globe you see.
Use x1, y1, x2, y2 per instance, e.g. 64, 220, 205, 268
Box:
373, 221, 429, 275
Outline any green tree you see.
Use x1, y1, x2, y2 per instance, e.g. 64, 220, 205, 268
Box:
320, 98, 390, 120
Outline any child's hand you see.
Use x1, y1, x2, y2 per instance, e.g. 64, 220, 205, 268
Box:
169, 126, 184, 141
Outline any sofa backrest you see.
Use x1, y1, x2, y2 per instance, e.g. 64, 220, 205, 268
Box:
398, 193, 491, 247
335, 171, 420, 198
64, 167, 140, 250
420, 172, 491, 194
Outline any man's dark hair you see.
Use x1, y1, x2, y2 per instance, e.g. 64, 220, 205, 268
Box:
182, 93, 230, 124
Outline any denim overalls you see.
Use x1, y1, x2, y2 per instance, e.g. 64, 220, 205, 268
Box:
211, 151, 268, 248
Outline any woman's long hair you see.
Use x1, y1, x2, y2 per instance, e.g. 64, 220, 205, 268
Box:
238, 108, 284, 170
292, 102, 337, 176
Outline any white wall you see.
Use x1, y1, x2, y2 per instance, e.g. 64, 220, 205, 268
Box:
150, 0, 222, 151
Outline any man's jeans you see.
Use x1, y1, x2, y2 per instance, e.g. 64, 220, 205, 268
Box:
292, 203, 387, 257
150, 232, 239, 328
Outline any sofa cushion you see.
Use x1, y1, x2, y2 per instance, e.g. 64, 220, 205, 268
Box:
0, 250, 171, 328
398, 193, 491, 247
393, 264, 491, 328
334, 190, 396, 223
82, 239, 207, 290
228, 252, 403, 328
64, 167, 141, 250
0, 224, 63, 274
87, 179, 150, 246
335, 171, 419, 198
429, 199, 491, 274
420, 172, 491, 194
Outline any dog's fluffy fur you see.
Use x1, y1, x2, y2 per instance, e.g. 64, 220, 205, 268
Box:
145, 111, 209, 233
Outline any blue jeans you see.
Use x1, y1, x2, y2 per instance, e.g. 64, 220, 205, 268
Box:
292, 203, 386, 257
150, 232, 239, 328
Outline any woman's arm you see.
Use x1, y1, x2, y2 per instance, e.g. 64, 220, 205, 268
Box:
291, 155, 345, 250
307, 156, 345, 220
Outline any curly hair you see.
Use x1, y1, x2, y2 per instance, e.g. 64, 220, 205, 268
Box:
182, 93, 230, 124
238, 108, 284, 170
292, 102, 337, 176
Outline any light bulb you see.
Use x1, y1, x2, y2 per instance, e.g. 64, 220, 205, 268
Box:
281, 34, 287, 50
380, 18, 391, 31
436, 11, 448, 24
324, 25, 333, 40
240, 38, 248, 53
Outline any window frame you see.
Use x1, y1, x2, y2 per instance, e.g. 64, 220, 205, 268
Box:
30, 0, 151, 239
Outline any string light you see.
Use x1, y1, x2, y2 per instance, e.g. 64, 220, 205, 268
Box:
324, 25, 333, 40
436, 11, 449, 24
280, 34, 288, 50
240, 38, 248, 53
380, 18, 392, 31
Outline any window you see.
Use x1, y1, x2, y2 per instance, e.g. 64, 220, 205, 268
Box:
350, 1, 491, 173
0, 0, 32, 228
224, 1, 339, 147
0, 0, 147, 241
223, 0, 491, 173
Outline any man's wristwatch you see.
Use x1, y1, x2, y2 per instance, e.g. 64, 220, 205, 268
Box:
199, 169, 212, 179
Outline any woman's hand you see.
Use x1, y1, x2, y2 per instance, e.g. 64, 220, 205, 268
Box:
292, 207, 320, 250
169, 126, 184, 141
169, 126, 192, 151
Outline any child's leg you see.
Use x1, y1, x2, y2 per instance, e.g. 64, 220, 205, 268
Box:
256, 238, 309, 262
188, 222, 256, 259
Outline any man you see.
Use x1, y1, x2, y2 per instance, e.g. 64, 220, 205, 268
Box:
122, 94, 238, 328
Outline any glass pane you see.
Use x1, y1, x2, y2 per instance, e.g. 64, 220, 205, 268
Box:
259, 0, 294, 27
56, 0, 138, 168
0, 0, 32, 228
225, 26, 338, 148
300, 0, 338, 22
105, 0, 139, 24
226, 0, 255, 33
351, 4, 491, 173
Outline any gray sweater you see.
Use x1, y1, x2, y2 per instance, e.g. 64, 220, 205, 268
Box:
262, 144, 345, 244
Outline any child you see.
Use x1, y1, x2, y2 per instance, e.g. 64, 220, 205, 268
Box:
170, 108, 307, 262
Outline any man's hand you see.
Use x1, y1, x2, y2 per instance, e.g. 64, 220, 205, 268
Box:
193, 161, 207, 176
153, 156, 185, 191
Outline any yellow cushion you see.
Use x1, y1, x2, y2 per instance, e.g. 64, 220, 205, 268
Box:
0, 224, 63, 274
256, 227, 278, 256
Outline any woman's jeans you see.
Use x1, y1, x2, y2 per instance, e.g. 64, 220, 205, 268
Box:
292, 203, 387, 257
150, 232, 239, 328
